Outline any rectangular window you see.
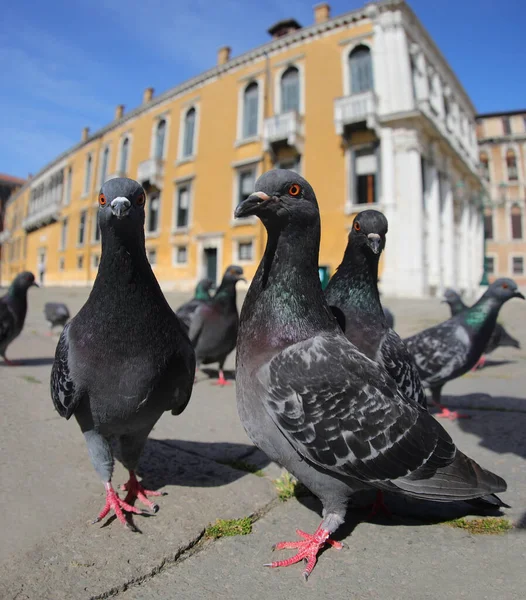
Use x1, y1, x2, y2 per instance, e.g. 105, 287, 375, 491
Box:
484, 212, 493, 240
64, 167, 72, 205
485, 256, 495, 275
237, 168, 256, 205
502, 117, 511, 135
147, 193, 160, 233
278, 156, 301, 173
60, 218, 68, 250
175, 185, 190, 229
77, 255, 84, 269
92, 254, 100, 269
354, 148, 377, 205
512, 256, 524, 275
84, 155, 92, 195
238, 241, 253, 261
147, 248, 157, 265
174, 245, 188, 264
93, 211, 101, 242
78, 211, 86, 245
59, 257, 65, 271
511, 209, 523, 239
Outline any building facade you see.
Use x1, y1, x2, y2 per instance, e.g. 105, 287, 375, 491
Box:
477, 110, 526, 287
0, 173, 25, 286
0, 0, 485, 298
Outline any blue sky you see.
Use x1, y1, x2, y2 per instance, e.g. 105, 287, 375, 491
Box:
1, 0, 524, 179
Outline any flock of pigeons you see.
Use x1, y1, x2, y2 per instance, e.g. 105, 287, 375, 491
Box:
0, 172, 523, 580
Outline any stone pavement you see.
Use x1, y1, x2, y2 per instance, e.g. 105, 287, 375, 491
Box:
1, 286, 525, 599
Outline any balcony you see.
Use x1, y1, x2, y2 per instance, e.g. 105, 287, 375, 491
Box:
106, 170, 126, 181
263, 111, 303, 152
22, 200, 61, 232
0, 229, 11, 244
333, 90, 377, 135
137, 159, 164, 188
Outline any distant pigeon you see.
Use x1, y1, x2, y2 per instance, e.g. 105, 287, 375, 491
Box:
50, 178, 195, 529
235, 170, 508, 580
44, 302, 70, 334
383, 306, 395, 329
405, 279, 524, 419
0, 271, 38, 365
325, 210, 427, 410
443, 288, 521, 369
175, 278, 214, 331
189, 265, 245, 385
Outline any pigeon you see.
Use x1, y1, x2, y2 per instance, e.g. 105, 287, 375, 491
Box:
175, 278, 214, 331
234, 170, 508, 579
325, 210, 427, 409
189, 265, 245, 386
405, 279, 524, 419
50, 178, 195, 529
443, 288, 521, 370
0, 271, 38, 365
44, 302, 70, 335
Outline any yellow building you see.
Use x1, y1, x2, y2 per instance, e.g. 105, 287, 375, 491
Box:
477, 110, 526, 287
0, 0, 485, 297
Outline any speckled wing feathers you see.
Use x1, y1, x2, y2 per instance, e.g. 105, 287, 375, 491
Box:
50, 323, 78, 419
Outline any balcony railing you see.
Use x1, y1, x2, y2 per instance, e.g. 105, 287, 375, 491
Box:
263, 111, 303, 151
333, 90, 377, 135
22, 200, 61, 232
137, 159, 165, 188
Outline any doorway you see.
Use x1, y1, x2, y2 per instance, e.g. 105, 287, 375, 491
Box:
204, 247, 218, 285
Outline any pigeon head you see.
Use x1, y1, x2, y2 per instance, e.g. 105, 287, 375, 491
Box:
97, 178, 146, 233
443, 288, 462, 304
197, 278, 215, 295
486, 278, 525, 302
234, 169, 319, 227
222, 265, 247, 284
11, 271, 39, 292
349, 210, 388, 256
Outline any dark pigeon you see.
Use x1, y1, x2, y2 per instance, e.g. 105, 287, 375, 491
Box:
383, 306, 395, 329
325, 210, 427, 410
175, 278, 214, 331
189, 265, 246, 385
234, 170, 508, 579
443, 288, 521, 369
405, 279, 524, 419
44, 302, 70, 334
0, 271, 38, 365
50, 178, 195, 529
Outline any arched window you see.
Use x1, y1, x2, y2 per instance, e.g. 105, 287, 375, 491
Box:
119, 137, 129, 173
280, 67, 299, 113
506, 149, 518, 181
154, 119, 166, 160
99, 146, 109, 185
511, 204, 523, 239
182, 108, 196, 157
479, 152, 490, 181
242, 82, 259, 138
349, 45, 373, 94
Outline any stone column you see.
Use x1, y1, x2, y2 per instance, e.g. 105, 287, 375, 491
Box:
440, 173, 455, 288
425, 158, 441, 294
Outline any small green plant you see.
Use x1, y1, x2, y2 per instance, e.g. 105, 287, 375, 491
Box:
218, 459, 264, 477
273, 471, 307, 501
445, 517, 512, 535
20, 375, 41, 384
205, 517, 253, 539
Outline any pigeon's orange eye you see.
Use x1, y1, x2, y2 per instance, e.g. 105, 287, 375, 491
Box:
502, 283, 509, 289
354, 221, 361, 231
289, 184, 301, 197
136, 193, 145, 206
99, 193, 107, 206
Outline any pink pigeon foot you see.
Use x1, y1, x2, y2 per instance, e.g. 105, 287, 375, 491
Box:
265, 525, 344, 580
93, 482, 146, 529
471, 355, 487, 371
120, 471, 165, 512
213, 369, 230, 386
435, 407, 470, 420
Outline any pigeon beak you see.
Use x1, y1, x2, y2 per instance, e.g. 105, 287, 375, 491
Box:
514, 291, 525, 300
110, 196, 132, 219
366, 233, 382, 255
235, 191, 271, 219
31, 282, 39, 288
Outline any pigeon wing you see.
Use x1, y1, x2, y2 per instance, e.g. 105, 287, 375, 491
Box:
50, 323, 79, 419
0, 301, 15, 346
257, 334, 455, 484
379, 328, 427, 408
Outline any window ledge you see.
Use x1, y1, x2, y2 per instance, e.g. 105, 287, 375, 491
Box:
344, 203, 386, 216
230, 216, 258, 227
235, 258, 255, 264
175, 156, 195, 166
234, 136, 261, 148
145, 231, 161, 239
171, 227, 190, 235
76, 244, 86, 249
172, 261, 189, 268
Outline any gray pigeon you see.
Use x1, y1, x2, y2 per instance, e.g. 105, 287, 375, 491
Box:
0, 271, 38, 365
325, 210, 426, 409
234, 170, 507, 579
189, 265, 245, 385
44, 302, 70, 335
175, 278, 214, 331
405, 280, 524, 419
50, 178, 195, 529
443, 288, 521, 369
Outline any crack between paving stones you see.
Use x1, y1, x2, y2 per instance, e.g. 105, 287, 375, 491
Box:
92, 497, 281, 599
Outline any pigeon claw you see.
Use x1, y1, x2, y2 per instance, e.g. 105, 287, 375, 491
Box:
435, 407, 470, 420
213, 370, 230, 386
266, 525, 342, 580
94, 484, 144, 528
121, 471, 164, 512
